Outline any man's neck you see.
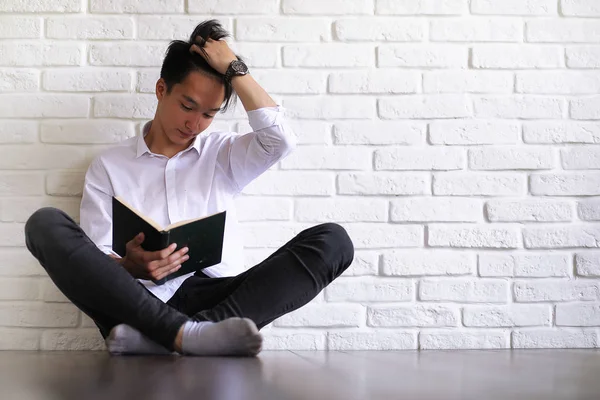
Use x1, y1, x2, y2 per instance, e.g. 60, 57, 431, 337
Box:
144, 120, 191, 159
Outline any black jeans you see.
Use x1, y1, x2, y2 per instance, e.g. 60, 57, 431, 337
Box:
24, 207, 354, 352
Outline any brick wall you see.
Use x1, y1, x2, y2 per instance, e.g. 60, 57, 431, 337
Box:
1, 0, 600, 351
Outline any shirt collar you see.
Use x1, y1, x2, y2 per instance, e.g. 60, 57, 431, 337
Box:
136, 121, 202, 158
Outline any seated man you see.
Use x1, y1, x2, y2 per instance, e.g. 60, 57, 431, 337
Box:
24, 20, 354, 357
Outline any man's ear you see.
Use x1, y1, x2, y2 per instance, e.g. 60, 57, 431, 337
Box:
156, 78, 167, 101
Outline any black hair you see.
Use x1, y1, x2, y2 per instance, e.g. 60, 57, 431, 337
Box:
159, 19, 239, 112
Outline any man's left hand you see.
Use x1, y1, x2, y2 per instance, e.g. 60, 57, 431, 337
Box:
190, 36, 237, 75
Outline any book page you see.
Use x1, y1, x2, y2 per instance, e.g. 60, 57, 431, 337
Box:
165, 210, 223, 231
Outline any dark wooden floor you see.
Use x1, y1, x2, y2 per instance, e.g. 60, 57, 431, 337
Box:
0, 350, 599, 399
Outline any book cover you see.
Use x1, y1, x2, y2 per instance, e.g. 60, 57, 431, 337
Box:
112, 196, 226, 285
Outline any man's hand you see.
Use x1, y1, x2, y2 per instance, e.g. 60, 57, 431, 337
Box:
113, 232, 190, 281
190, 36, 237, 75
190, 34, 276, 112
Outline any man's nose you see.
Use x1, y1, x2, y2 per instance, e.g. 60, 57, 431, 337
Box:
185, 117, 200, 132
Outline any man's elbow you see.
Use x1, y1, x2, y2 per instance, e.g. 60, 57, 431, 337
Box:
275, 125, 297, 158
256, 124, 297, 159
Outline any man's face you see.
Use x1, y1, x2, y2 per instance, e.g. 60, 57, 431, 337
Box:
155, 70, 225, 146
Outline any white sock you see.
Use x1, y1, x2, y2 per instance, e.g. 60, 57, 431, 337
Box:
105, 324, 175, 355
181, 318, 263, 356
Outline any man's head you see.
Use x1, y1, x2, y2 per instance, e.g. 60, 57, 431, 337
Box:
154, 20, 238, 145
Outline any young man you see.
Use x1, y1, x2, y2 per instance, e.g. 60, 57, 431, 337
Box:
24, 20, 354, 356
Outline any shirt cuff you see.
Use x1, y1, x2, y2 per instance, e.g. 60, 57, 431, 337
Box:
247, 105, 285, 132
99, 245, 120, 257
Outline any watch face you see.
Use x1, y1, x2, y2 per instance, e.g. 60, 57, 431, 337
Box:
232, 60, 248, 74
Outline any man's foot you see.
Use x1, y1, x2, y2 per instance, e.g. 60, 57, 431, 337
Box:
106, 324, 175, 355
180, 318, 263, 356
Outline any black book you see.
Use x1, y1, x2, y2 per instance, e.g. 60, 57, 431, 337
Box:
112, 196, 226, 285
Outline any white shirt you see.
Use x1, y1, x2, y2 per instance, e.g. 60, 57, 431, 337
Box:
79, 106, 296, 303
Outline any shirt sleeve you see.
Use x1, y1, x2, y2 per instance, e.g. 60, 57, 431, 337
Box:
79, 156, 119, 257
216, 105, 297, 192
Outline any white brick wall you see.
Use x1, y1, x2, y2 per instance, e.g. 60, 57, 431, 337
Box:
1, 0, 599, 351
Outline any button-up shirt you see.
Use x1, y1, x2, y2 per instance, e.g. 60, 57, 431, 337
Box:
79, 106, 296, 302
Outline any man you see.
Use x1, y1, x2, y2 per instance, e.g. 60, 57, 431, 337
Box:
24, 20, 354, 357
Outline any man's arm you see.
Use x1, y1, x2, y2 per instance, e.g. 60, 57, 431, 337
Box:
80, 157, 119, 257
230, 74, 276, 112
193, 38, 297, 192
80, 157, 190, 280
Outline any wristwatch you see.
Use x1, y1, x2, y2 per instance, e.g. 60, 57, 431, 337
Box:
224, 59, 249, 82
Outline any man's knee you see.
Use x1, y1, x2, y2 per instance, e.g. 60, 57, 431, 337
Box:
318, 222, 354, 267
25, 207, 67, 242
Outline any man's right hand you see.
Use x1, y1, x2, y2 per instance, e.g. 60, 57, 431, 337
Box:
119, 232, 189, 281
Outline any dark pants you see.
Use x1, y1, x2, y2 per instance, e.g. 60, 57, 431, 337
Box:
24, 207, 354, 352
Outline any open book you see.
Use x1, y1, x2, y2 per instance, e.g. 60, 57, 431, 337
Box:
112, 196, 226, 285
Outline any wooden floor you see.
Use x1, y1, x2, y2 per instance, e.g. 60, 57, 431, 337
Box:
0, 350, 599, 399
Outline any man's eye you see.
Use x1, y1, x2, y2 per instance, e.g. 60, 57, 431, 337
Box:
203, 114, 215, 118
181, 104, 193, 111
